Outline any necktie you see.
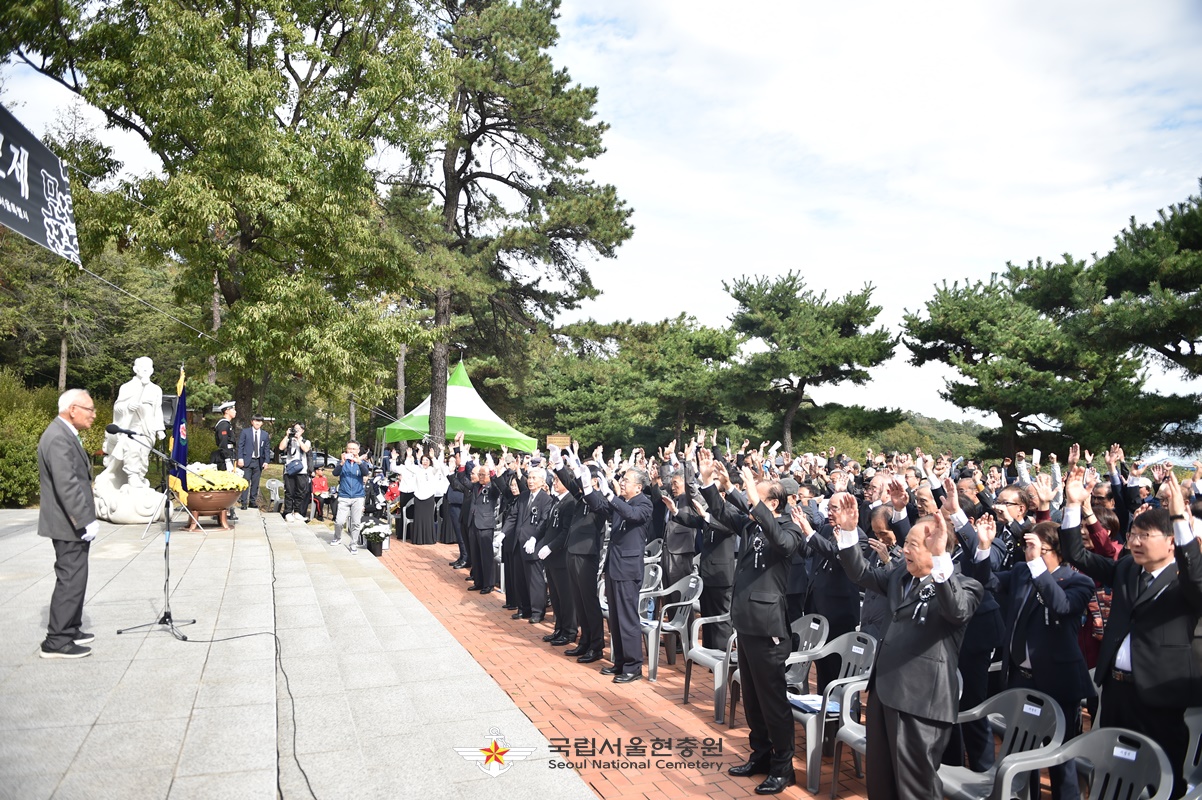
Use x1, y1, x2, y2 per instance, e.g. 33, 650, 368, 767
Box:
1011, 585, 1038, 667
253, 431, 259, 459
1139, 571, 1154, 597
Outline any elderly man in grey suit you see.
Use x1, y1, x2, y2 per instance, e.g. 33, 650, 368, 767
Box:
38, 389, 100, 659
827, 491, 983, 800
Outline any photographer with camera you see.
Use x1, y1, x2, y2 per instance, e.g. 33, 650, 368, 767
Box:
277, 422, 312, 522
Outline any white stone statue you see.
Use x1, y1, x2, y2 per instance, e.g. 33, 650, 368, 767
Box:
105, 356, 166, 490
95, 357, 168, 524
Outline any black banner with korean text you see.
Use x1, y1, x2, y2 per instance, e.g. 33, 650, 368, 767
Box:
0, 103, 80, 265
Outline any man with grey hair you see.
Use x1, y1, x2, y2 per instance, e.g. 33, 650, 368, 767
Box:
38, 389, 100, 659
581, 463, 653, 683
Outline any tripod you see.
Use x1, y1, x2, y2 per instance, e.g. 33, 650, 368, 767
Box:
116, 435, 213, 641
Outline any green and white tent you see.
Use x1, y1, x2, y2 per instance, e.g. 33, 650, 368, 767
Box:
381, 362, 538, 452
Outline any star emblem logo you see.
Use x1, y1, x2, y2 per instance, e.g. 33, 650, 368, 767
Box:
481, 740, 510, 766
454, 729, 535, 777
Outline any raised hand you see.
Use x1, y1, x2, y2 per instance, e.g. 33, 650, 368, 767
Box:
714, 461, 731, 489
1151, 463, 1168, 483
1165, 469, 1188, 519
832, 471, 849, 494
1067, 442, 1080, 466
867, 537, 892, 563
661, 495, 678, 516
698, 447, 714, 482
927, 511, 949, 557
790, 503, 814, 536
741, 466, 760, 506
888, 475, 909, 510
974, 513, 997, 551
830, 492, 859, 532
1023, 531, 1043, 563
941, 476, 960, 516
1084, 449, 1093, 464
1064, 465, 1089, 506
1033, 473, 1055, 510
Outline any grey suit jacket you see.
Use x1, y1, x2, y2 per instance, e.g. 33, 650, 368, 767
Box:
838, 543, 983, 724
38, 417, 96, 541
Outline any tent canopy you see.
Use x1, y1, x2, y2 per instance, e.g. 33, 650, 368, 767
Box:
382, 362, 538, 452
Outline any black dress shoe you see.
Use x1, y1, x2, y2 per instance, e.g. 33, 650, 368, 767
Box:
240, 503, 248, 510
576, 650, 603, 664
542, 632, 561, 642
449, 559, 464, 567
529, 615, 543, 624
467, 584, 483, 591
452, 562, 468, 569
501, 604, 517, 610
465, 576, 476, 581
755, 774, 795, 794
512, 612, 531, 620
613, 672, 643, 684
600, 665, 619, 676
549, 635, 572, 646
480, 587, 493, 595
728, 761, 771, 777
564, 645, 586, 657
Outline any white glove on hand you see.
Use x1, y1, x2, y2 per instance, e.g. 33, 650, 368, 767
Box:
538, 545, 551, 560
524, 538, 536, 555
82, 520, 99, 542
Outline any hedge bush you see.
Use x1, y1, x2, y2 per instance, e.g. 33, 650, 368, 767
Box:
0, 370, 111, 508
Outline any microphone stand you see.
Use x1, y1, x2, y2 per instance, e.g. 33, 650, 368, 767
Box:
113, 430, 217, 641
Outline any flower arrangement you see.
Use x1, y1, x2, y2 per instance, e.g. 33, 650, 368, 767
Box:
360, 522, 390, 543
186, 465, 249, 492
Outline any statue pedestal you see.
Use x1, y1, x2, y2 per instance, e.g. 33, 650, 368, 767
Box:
94, 466, 167, 525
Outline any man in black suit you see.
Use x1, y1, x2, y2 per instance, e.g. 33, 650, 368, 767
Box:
830, 492, 983, 800
512, 466, 553, 623
710, 460, 803, 795
967, 515, 1094, 800
533, 469, 576, 643
38, 389, 100, 659
236, 413, 272, 510
803, 497, 869, 693
1060, 465, 1202, 799
695, 460, 740, 651
554, 461, 608, 661
661, 472, 699, 593
462, 461, 502, 594
582, 460, 653, 683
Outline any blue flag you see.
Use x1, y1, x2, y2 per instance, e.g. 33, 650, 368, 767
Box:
168, 368, 188, 503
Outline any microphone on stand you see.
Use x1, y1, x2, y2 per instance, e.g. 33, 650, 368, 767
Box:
106, 423, 142, 437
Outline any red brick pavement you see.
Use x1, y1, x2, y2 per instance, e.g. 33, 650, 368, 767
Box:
379, 540, 870, 800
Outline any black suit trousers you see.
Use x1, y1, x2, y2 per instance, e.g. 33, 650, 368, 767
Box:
504, 551, 526, 608
46, 538, 90, 649
736, 633, 794, 777
469, 525, 494, 588
240, 462, 263, 506
606, 575, 642, 674
699, 585, 732, 651
546, 563, 575, 636
523, 558, 547, 616
1100, 678, 1188, 799
868, 690, 954, 800
568, 554, 603, 650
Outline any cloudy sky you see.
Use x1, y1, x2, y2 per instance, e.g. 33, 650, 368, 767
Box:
4, 1, 1201, 426
548, 0, 1202, 423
